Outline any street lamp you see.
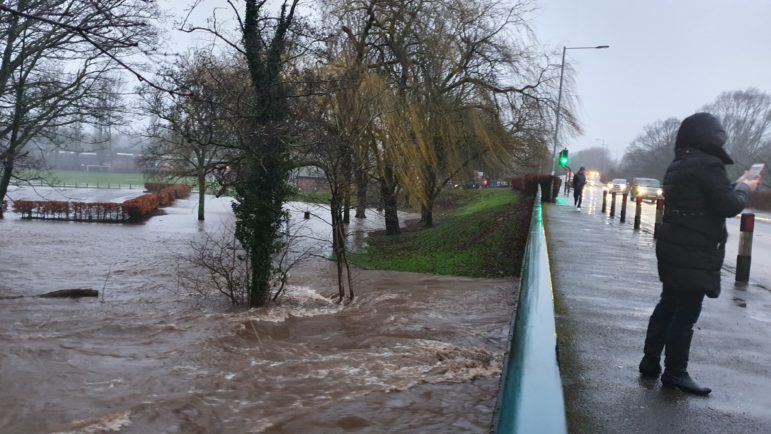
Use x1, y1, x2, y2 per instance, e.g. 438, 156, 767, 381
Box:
551, 45, 609, 175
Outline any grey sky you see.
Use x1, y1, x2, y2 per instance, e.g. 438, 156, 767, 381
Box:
157, 0, 771, 161
532, 0, 771, 160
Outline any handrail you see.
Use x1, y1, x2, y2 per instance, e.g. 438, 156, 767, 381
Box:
492, 186, 567, 433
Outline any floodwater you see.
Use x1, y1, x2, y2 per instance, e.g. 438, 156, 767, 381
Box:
0, 188, 517, 433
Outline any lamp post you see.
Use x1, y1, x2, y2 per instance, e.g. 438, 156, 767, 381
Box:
551, 45, 609, 175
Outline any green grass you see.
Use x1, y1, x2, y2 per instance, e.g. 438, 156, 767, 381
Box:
290, 191, 334, 205
43, 170, 148, 187
349, 189, 531, 278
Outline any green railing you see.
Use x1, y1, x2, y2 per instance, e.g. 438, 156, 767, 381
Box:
492, 186, 566, 433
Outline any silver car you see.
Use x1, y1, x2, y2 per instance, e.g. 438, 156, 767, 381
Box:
630, 177, 663, 202
607, 178, 628, 194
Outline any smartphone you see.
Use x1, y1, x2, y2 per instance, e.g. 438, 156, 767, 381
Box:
747, 163, 765, 179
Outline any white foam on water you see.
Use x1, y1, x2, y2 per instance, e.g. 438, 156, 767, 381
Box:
51, 410, 131, 434
233, 285, 345, 324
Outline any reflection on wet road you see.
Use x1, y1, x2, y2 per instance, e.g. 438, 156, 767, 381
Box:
575, 185, 771, 289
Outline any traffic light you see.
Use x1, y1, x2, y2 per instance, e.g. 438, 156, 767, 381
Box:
558, 149, 569, 167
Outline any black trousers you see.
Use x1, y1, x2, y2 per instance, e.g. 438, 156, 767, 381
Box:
643, 286, 705, 367
650, 287, 704, 335
573, 188, 584, 206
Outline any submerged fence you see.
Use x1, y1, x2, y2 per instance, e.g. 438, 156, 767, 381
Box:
12, 184, 191, 223
492, 186, 566, 434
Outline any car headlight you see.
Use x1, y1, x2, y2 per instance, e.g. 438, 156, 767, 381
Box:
656, 188, 663, 195
638, 187, 647, 193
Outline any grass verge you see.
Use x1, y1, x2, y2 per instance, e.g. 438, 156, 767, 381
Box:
348, 189, 531, 278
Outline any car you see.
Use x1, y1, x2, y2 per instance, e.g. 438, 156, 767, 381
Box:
606, 178, 629, 194
629, 177, 663, 202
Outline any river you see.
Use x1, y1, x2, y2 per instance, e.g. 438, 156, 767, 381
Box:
0, 189, 517, 433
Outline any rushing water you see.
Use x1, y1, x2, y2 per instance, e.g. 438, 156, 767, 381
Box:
0, 189, 517, 433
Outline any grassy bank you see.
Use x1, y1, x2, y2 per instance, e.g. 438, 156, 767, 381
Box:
348, 189, 531, 278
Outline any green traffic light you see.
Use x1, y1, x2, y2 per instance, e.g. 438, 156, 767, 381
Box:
559, 149, 569, 167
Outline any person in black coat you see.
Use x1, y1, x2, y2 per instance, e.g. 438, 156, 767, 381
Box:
572, 166, 587, 208
639, 112, 760, 395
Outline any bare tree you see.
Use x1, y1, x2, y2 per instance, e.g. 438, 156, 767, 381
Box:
141, 51, 245, 220
618, 118, 680, 180
0, 0, 159, 218
704, 88, 771, 187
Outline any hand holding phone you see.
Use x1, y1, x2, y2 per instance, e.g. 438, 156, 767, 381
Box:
747, 163, 765, 179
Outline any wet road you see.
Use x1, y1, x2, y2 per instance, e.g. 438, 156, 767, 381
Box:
547, 191, 771, 434
0, 188, 517, 433
579, 185, 771, 289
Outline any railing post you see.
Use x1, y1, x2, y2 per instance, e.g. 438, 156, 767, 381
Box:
304, 210, 310, 219
601, 190, 607, 213
620, 192, 628, 223
610, 192, 617, 217
736, 213, 755, 283
654, 199, 664, 239
633, 196, 642, 230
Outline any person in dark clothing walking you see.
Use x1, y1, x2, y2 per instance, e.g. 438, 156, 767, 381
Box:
572, 167, 587, 208
639, 113, 760, 395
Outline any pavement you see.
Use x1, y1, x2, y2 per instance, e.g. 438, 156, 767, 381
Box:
544, 194, 771, 434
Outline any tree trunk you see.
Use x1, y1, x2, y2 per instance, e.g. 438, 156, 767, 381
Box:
0, 160, 12, 219
197, 170, 206, 221
39, 289, 98, 298
421, 203, 433, 227
355, 167, 367, 219
343, 186, 351, 224
380, 167, 400, 235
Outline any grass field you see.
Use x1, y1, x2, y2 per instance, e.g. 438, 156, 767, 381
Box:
348, 189, 531, 278
41, 170, 148, 187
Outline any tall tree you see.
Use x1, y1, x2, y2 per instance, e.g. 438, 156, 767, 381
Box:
234, 0, 300, 306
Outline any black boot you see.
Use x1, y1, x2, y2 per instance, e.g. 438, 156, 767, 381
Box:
661, 330, 711, 395
639, 317, 666, 376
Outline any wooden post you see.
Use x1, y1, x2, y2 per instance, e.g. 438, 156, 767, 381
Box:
610, 192, 617, 217
620, 192, 628, 223
736, 213, 755, 283
633, 196, 642, 230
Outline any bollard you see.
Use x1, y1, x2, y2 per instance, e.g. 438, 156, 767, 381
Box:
304, 210, 310, 219
654, 199, 664, 239
620, 192, 629, 223
601, 190, 607, 213
634, 196, 642, 230
735, 213, 755, 283
610, 192, 617, 217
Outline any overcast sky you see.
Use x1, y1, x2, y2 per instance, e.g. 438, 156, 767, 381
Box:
531, 0, 771, 160
158, 0, 771, 160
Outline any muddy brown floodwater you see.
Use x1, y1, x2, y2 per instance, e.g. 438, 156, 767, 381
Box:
0, 189, 517, 433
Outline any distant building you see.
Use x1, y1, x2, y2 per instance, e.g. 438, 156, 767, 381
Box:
291, 166, 328, 192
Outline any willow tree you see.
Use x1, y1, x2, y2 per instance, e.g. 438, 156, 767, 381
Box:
383, 94, 515, 226
371, 0, 559, 227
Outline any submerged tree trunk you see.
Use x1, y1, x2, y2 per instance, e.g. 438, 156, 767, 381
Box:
197, 170, 206, 221
0, 160, 12, 219
354, 167, 367, 219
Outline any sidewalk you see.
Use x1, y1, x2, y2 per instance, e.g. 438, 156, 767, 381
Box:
544, 197, 771, 434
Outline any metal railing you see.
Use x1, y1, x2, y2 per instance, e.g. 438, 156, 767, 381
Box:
492, 186, 567, 434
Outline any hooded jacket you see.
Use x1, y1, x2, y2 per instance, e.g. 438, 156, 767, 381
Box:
656, 113, 751, 296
